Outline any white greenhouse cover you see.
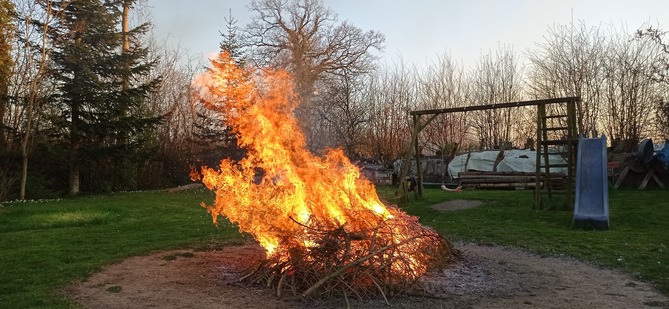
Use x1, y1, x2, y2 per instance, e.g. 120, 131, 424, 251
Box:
447, 149, 567, 179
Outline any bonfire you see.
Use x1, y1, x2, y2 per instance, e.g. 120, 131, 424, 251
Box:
192, 51, 455, 301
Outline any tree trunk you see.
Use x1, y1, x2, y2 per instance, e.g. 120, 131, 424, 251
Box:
122, 1, 130, 53
69, 138, 80, 195
69, 166, 80, 195
0, 85, 7, 150
69, 100, 81, 195
19, 102, 32, 199
19, 3, 53, 199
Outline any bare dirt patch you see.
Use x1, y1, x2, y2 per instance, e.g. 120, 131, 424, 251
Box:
64, 242, 668, 309
431, 199, 484, 212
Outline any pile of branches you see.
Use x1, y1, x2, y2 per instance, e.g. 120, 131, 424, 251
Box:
239, 211, 456, 304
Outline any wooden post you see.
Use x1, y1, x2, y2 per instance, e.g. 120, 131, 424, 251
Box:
613, 164, 629, 189
414, 114, 424, 198
639, 169, 655, 190
566, 98, 578, 210
492, 143, 507, 172
535, 103, 545, 209
652, 173, 665, 189
398, 115, 421, 201
398, 114, 439, 201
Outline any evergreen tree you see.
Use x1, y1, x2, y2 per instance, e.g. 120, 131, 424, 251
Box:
192, 11, 246, 165
219, 10, 245, 67
42, 0, 161, 195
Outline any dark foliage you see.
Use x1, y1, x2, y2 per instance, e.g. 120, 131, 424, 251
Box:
38, 0, 162, 194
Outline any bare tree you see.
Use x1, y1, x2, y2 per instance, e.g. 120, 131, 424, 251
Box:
313, 72, 371, 158
470, 46, 524, 149
245, 0, 384, 100
142, 37, 202, 186
8, 0, 58, 199
417, 53, 472, 156
364, 60, 420, 162
603, 27, 663, 150
244, 0, 384, 149
526, 21, 606, 135
636, 26, 669, 138
528, 21, 665, 148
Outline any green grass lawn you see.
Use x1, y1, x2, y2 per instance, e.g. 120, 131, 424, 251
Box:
0, 187, 667, 308
378, 186, 669, 296
0, 189, 242, 308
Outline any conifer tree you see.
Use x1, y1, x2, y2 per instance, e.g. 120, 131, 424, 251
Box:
193, 11, 245, 164
41, 0, 161, 195
219, 10, 245, 67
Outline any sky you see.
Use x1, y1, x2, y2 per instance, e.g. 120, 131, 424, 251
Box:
146, 0, 669, 69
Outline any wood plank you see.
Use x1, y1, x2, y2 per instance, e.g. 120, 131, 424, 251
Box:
652, 174, 666, 189
468, 182, 539, 189
460, 178, 536, 184
410, 97, 579, 116
613, 164, 629, 189
639, 169, 655, 190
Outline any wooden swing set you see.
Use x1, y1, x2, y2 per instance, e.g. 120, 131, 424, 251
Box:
398, 97, 580, 210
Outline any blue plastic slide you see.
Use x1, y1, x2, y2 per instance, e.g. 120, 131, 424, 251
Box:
573, 135, 610, 229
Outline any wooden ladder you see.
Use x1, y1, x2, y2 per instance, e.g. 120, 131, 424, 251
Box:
534, 99, 579, 210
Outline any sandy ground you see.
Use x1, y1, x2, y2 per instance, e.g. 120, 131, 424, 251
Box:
63, 200, 669, 308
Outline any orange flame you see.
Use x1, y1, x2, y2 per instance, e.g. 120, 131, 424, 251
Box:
194, 52, 445, 278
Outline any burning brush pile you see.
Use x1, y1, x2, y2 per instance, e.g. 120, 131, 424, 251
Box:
192, 52, 455, 300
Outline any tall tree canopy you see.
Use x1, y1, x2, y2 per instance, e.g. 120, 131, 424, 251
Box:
244, 0, 384, 150
41, 0, 160, 195
637, 27, 669, 138
191, 12, 246, 166
244, 0, 384, 102
526, 22, 607, 137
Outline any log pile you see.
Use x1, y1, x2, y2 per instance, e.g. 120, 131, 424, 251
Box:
458, 171, 566, 189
